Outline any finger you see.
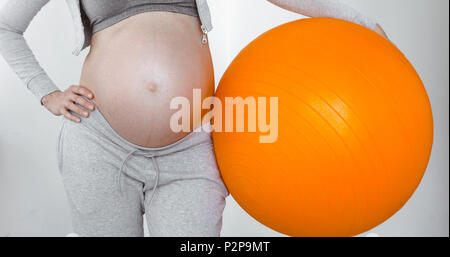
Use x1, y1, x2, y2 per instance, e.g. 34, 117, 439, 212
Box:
70, 93, 95, 111
62, 109, 81, 123
71, 85, 94, 99
67, 102, 89, 118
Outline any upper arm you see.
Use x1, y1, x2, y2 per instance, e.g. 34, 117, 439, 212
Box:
266, 0, 377, 30
0, 0, 50, 34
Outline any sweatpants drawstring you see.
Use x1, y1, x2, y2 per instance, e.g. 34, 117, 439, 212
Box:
117, 138, 210, 212
118, 150, 161, 211
147, 156, 160, 210
118, 149, 139, 195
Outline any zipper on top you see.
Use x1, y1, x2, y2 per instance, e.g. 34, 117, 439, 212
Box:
201, 24, 208, 45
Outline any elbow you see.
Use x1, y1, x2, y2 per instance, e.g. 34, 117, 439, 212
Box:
0, 11, 25, 37
0, 21, 24, 54
0, 20, 24, 48
0, 20, 24, 35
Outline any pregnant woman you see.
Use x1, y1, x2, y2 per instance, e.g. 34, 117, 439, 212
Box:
0, 0, 388, 237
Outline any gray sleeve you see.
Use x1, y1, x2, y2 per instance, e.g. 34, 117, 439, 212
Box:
0, 0, 60, 105
267, 0, 377, 30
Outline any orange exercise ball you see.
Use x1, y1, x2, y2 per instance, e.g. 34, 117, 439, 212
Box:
212, 18, 433, 237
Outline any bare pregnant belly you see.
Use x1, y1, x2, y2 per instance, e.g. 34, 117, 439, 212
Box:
80, 12, 214, 148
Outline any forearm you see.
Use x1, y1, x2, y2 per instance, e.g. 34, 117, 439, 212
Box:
0, 0, 60, 105
0, 27, 60, 103
267, 0, 377, 30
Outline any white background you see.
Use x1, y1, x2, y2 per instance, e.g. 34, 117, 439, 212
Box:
0, 0, 448, 236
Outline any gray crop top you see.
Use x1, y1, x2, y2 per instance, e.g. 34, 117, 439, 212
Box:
81, 0, 199, 33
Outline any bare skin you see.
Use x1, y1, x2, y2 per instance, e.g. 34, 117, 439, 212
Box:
41, 12, 388, 148
375, 23, 389, 39
44, 12, 214, 148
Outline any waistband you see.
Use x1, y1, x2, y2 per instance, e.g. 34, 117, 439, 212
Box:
70, 101, 213, 157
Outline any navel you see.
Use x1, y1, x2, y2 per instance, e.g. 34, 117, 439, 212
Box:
146, 82, 157, 93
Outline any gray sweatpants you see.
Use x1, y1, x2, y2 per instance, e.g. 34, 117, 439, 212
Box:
56, 106, 229, 237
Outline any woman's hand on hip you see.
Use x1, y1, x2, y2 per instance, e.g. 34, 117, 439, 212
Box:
42, 85, 95, 123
